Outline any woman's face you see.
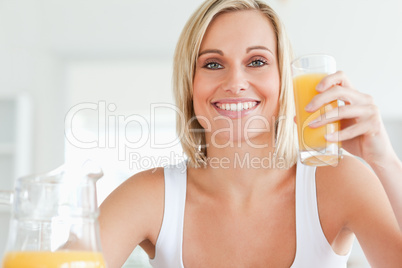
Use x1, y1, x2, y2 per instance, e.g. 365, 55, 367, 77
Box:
193, 10, 280, 147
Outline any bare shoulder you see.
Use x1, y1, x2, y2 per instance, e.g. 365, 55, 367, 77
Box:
316, 153, 375, 182
100, 167, 165, 215
99, 167, 165, 267
316, 154, 380, 195
111, 167, 165, 201
315, 154, 386, 220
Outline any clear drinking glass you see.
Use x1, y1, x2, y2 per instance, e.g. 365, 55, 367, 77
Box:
0, 161, 106, 267
292, 54, 342, 166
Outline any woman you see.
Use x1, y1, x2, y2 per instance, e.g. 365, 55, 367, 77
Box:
99, 0, 402, 267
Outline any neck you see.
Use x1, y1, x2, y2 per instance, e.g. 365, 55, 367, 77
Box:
204, 133, 284, 171
193, 135, 293, 197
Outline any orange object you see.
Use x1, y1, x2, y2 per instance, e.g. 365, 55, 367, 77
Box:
2, 251, 106, 268
293, 73, 341, 165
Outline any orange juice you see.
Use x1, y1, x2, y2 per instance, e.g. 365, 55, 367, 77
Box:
2, 251, 106, 268
293, 73, 341, 164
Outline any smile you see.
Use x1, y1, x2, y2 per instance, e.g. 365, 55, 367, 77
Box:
214, 101, 259, 112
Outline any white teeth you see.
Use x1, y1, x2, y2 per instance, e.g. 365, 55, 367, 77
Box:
215, 101, 258, 111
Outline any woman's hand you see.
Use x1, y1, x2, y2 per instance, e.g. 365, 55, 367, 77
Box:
306, 71, 399, 167
306, 70, 402, 234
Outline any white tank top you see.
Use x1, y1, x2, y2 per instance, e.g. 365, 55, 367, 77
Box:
149, 161, 352, 268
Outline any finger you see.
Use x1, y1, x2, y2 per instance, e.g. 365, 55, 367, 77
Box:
308, 104, 377, 128
316, 70, 353, 92
305, 85, 374, 112
325, 117, 378, 142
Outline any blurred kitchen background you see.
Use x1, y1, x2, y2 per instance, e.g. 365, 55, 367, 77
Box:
0, 0, 401, 267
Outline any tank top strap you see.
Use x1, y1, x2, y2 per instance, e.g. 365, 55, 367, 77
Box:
291, 161, 350, 268
149, 161, 187, 268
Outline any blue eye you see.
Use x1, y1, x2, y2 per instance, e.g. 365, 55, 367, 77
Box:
248, 59, 267, 67
204, 62, 223, 69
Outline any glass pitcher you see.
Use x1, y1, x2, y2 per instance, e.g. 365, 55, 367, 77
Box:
0, 161, 106, 267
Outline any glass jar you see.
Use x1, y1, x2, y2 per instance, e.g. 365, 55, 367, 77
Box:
0, 161, 106, 267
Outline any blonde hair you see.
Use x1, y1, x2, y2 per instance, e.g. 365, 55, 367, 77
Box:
173, 0, 297, 168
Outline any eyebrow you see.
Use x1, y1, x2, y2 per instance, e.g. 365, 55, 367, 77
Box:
246, 46, 274, 55
198, 46, 274, 58
198, 49, 224, 57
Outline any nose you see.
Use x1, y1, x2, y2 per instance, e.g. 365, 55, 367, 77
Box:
222, 66, 249, 95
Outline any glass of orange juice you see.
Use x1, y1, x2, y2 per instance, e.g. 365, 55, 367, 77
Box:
292, 54, 342, 166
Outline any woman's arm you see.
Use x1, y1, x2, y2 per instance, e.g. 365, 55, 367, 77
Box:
98, 168, 164, 268
317, 155, 402, 267
365, 150, 402, 230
